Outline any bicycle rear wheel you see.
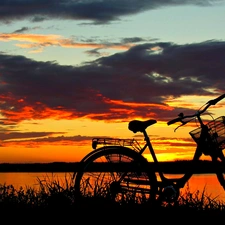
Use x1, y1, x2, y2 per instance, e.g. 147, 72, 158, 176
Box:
74, 146, 157, 205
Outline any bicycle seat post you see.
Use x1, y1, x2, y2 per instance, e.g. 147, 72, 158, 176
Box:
143, 129, 160, 165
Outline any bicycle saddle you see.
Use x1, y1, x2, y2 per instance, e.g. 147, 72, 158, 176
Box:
128, 119, 157, 133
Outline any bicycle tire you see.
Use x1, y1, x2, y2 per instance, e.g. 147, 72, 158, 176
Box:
74, 146, 158, 205
213, 151, 225, 190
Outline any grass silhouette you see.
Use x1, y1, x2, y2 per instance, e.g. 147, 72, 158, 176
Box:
0, 173, 224, 220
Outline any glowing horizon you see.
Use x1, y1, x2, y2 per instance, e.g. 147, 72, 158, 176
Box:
0, 1, 225, 163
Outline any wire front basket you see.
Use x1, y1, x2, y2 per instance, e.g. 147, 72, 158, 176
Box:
189, 116, 225, 150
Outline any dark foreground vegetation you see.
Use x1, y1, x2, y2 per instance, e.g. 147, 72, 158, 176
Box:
0, 160, 222, 173
0, 174, 224, 222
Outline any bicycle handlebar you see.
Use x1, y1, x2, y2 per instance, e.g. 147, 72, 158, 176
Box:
167, 93, 225, 126
167, 117, 183, 125
206, 93, 225, 105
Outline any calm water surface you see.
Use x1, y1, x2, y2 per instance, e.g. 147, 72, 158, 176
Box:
0, 172, 224, 202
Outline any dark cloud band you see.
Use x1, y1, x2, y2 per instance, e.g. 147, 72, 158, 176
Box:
0, 40, 224, 123
0, 0, 222, 24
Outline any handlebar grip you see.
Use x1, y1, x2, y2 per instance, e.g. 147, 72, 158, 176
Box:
207, 93, 225, 105
167, 117, 181, 125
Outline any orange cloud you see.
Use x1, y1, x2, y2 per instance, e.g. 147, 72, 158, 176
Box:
109, 99, 172, 110
0, 33, 132, 53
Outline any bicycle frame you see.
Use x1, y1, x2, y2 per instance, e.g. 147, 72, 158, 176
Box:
75, 93, 225, 204
140, 118, 224, 191
127, 93, 225, 194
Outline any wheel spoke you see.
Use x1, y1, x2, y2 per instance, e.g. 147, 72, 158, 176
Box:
74, 147, 157, 205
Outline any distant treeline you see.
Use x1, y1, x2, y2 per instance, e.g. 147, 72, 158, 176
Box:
0, 160, 221, 174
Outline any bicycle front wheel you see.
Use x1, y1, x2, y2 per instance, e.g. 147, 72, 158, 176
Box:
213, 150, 225, 190
74, 146, 157, 205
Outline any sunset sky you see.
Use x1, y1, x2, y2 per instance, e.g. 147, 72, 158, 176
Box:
0, 0, 225, 163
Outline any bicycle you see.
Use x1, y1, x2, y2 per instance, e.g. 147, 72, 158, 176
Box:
73, 93, 225, 205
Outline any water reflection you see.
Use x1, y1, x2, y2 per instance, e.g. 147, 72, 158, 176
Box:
0, 172, 224, 202
164, 173, 225, 202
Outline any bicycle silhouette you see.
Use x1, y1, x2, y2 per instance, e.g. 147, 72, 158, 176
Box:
73, 93, 225, 205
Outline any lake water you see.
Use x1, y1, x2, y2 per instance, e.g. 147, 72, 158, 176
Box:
0, 172, 224, 203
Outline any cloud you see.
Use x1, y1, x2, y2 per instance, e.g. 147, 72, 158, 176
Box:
0, 33, 132, 53
0, 0, 222, 24
0, 131, 64, 141
0, 40, 224, 125
0, 133, 98, 148
0, 131, 196, 150
12, 26, 41, 33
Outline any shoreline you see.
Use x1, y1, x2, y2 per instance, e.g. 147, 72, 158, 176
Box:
0, 160, 221, 174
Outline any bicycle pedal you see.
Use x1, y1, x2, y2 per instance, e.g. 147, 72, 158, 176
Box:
162, 185, 177, 201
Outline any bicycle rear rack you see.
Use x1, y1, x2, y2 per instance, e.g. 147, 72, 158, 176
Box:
92, 137, 142, 152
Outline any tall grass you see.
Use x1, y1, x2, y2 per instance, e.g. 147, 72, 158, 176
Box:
0, 173, 224, 214
177, 183, 225, 211
0, 173, 76, 210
